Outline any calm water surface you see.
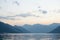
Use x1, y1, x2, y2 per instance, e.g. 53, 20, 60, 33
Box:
0, 33, 60, 40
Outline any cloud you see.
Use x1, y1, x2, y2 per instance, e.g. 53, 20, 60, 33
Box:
37, 6, 47, 14
0, 13, 40, 20
0, 16, 15, 20
13, 1, 20, 6
2, 13, 34, 18
8, 12, 41, 18
0, 11, 42, 20
0, 16, 7, 19
38, 9, 47, 14
42, 10, 47, 14
16, 13, 39, 17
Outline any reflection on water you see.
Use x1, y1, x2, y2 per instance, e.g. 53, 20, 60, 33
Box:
0, 33, 60, 40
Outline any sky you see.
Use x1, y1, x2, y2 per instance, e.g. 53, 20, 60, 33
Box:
0, 0, 60, 25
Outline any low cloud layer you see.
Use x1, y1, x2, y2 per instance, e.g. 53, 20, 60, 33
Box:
16, 13, 39, 17
0, 16, 15, 20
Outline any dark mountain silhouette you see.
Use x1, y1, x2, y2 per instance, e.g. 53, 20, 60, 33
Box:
50, 26, 60, 33
0, 22, 30, 33
0, 22, 22, 33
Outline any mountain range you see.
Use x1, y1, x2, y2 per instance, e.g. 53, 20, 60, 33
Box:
22, 23, 60, 33
0, 22, 30, 33
0, 21, 60, 33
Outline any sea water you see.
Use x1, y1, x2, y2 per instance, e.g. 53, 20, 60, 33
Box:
0, 33, 60, 40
